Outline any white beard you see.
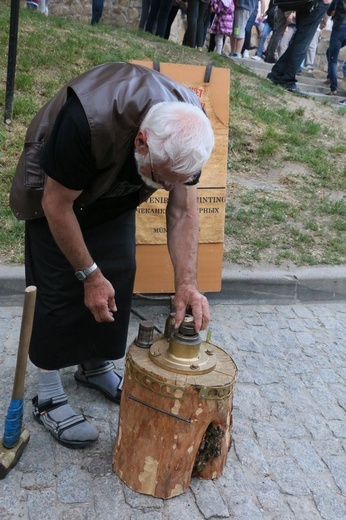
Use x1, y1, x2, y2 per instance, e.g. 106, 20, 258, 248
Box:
134, 151, 163, 189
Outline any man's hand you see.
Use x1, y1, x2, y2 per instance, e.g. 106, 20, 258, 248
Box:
174, 283, 210, 332
83, 270, 117, 322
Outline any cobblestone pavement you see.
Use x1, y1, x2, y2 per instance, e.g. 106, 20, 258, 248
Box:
0, 297, 345, 520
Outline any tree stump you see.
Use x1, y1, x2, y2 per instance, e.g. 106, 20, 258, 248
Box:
113, 335, 238, 498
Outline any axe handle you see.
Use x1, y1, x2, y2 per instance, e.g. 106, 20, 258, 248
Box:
12, 286, 37, 400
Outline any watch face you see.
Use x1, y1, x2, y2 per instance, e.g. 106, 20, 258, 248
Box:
75, 271, 86, 281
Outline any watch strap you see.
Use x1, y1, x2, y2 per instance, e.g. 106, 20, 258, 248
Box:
75, 262, 98, 281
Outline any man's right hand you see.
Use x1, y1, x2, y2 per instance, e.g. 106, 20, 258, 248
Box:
83, 270, 117, 323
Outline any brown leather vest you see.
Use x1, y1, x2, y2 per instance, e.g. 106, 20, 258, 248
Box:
10, 62, 201, 220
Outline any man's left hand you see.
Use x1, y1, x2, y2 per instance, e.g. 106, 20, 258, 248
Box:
174, 283, 210, 332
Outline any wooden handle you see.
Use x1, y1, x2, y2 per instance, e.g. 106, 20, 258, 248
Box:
12, 286, 37, 400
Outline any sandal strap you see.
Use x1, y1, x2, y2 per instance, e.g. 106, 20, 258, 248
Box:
32, 395, 88, 439
32, 394, 68, 416
80, 361, 115, 378
43, 412, 87, 438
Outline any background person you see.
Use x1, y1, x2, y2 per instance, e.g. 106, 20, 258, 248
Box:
267, 0, 331, 92
230, 0, 258, 58
325, 0, 346, 95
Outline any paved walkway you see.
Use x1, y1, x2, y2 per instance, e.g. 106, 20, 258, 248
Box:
1, 295, 345, 519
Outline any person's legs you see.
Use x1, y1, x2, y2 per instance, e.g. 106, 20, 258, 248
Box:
265, 8, 287, 63
91, 0, 104, 25
305, 28, 319, 67
145, 0, 161, 33
164, 3, 180, 39
139, 0, 152, 30
328, 25, 346, 93
242, 5, 258, 54
268, 1, 329, 88
255, 22, 272, 58
27, 210, 136, 447
196, 0, 209, 48
35, 369, 99, 448
231, 8, 251, 56
156, 0, 174, 37
185, 0, 199, 47
342, 59, 346, 78
38, 0, 48, 15
277, 25, 295, 58
214, 33, 224, 54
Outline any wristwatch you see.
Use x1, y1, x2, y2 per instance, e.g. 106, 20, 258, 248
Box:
75, 262, 98, 281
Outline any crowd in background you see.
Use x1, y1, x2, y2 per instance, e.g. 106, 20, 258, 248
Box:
136, 0, 346, 102
26, 0, 346, 104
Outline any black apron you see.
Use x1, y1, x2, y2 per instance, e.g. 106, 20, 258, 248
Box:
25, 209, 136, 369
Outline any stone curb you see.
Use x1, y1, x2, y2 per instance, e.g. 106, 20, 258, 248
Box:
1, 263, 346, 305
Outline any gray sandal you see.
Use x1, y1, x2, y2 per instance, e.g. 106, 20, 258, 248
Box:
32, 394, 97, 449
74, 362, 123, 404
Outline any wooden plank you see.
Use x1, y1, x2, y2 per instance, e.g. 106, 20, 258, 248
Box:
134, 243, 224, 293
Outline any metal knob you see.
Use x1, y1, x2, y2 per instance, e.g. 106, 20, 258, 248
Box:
135, 321, 154, 348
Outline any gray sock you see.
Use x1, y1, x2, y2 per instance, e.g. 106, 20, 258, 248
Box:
82, 359, 121, 396
38, 370, 98, 443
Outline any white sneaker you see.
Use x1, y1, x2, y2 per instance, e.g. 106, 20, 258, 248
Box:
252, 55, 262, 61
243, 50, 250, 59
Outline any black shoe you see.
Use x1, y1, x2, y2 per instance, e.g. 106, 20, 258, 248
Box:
266, 72, 278, 84
265, 57, 277, 64
285, 83, 302, 93
267, 75, 303, 94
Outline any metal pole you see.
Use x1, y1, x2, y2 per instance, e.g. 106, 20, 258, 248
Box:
4, 0, 21, 125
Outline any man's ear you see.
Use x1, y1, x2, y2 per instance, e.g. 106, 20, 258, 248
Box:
134, 130, 149, 155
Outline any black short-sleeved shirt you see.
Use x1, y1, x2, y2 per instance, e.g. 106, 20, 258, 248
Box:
40, 94, 200, 226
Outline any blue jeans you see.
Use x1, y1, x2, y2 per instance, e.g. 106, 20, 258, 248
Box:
328, 24, 346, 92
256, 22, 273, 57
268, 0, 328, 87
91, 0, 104, 25
242, 5, 258, 52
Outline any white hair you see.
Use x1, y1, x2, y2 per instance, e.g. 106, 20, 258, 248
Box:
139, 102, 215, 177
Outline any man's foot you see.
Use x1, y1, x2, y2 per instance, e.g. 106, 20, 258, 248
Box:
326, 90, 337, 96
33, 394, 99, 448
338, 98, 346, 105
242, 49, 250, 58
252, 55, 262, 61
74, 361, 123, 404
229, 52, 242, 59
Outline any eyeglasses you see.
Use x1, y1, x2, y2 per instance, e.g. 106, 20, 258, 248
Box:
148, 149, 198, 189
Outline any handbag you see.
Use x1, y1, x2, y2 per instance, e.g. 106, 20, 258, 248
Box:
273, 0, 319, 12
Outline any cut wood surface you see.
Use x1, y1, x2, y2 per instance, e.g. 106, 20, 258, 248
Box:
113, 341, 238, 498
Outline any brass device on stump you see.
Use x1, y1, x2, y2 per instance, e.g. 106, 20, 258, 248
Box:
113, 314, 238, 499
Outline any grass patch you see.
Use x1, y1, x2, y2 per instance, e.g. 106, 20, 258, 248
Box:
0, 2, 345, 267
